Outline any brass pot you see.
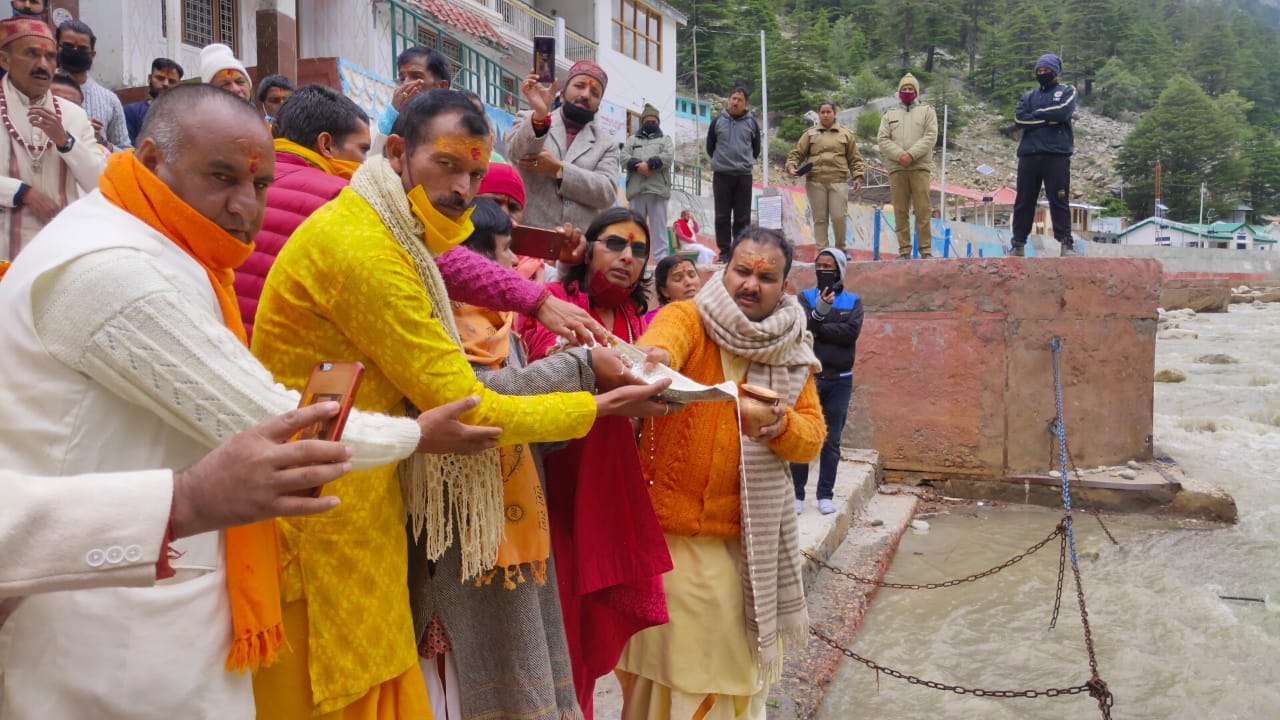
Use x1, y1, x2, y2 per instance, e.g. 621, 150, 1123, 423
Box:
739, 384, 781, 437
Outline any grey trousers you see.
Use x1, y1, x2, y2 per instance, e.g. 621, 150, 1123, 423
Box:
629, 193, 670, 261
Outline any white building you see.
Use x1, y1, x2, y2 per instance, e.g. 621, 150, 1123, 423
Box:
79, 0, 683, 146
1116, 217, 1276, 250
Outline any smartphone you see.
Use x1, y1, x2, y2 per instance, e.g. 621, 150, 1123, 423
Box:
293, 361, 364, 443
510, 224, 565, 261
533, 36, 555, 86
815, 269, 838, 294
796, 161, 814, 177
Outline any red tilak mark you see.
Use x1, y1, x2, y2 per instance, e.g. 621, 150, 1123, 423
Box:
249, 161, 258, 173
471, 147, 481, 160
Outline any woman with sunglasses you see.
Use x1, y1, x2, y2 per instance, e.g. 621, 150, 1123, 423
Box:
521, 207, 673, 720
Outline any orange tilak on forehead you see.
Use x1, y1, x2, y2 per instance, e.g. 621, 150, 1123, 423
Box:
432, 136, 489, 162
741, 251, 778, 272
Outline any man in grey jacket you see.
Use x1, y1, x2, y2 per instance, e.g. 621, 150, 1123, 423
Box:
508, 60, 620, 232
706, 86, 761, 261
621, 103, 675, 261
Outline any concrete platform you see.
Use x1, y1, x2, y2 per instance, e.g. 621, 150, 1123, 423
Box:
929, 458, 1238, 524
592, 451, 887, 718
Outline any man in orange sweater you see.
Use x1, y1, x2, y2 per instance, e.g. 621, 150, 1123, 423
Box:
617, 226, 826, 720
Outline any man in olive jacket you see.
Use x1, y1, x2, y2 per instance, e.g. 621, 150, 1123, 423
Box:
622, 103, 675, 260
877, 73, 938, 258
786, 101, 863, 250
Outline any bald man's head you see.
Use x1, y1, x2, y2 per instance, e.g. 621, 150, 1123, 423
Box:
135, 84, 275, 244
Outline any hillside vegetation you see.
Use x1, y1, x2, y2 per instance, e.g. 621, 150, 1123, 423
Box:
670, 0, 1280, 221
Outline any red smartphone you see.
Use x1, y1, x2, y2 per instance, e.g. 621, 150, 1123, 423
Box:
510, 224, 565, 261
533, 36, 555, 85
293, 361, 364, 443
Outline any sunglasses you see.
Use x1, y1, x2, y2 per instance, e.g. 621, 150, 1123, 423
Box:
594, 234, 649, 257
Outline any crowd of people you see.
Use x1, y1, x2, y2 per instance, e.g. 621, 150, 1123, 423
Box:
0, 1, 1080, 717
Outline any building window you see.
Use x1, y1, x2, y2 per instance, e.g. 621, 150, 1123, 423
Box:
612, 0, 661, 70
626, 109, 643, 135
417, 24, 440, 50
182, 0, 237, 53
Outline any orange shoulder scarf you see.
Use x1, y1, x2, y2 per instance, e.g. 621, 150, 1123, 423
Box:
99, 150, 283, 672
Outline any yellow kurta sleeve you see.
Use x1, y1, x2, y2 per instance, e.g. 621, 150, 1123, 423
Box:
327, 242, 597, 448
767, 373, 825, 463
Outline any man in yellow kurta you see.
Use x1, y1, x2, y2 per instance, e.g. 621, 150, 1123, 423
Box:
250, 89, 667, 719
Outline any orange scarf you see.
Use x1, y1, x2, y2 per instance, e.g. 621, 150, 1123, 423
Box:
453, 302, 550, 588
273, 137, 361, 180
99, 151, 283, 672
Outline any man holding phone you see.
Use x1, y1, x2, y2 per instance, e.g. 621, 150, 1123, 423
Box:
792, 247, 863, 515
508, 59, 619, 232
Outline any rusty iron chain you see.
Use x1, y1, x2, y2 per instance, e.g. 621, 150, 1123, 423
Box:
802, 520, 1065, 590
1047, 418, 1121, 546
809, 627, 1096, 699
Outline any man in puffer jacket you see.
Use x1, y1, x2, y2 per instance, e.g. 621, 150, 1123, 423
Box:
792, 247, 863, 516
621, 103, 675, 261
1010, 53, 1078, 257
877, 73, 938, 258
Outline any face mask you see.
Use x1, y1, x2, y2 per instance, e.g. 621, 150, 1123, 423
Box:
899, 90, 916, 105
1037, 73, 1056, 90
58, 47, 92, 74
11, 6, 41, 17
561, 100, 596, 125
641, 121, 659, 133
587, 266, 637, 309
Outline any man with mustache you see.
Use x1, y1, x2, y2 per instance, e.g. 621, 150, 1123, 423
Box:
123, 57, 183, 145
507, 59, 619, 231
622, 225, 825, 720
0, 83, 504, 719
0, 16, 103, 264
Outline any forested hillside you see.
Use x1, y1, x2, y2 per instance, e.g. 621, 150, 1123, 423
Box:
670, 0, 1280, 221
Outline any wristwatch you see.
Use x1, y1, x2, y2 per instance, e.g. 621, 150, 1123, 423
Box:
55, 135, 75, 154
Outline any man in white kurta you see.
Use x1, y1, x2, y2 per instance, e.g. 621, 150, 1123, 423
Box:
0, 17, 103, 261
0, 85, 432, 720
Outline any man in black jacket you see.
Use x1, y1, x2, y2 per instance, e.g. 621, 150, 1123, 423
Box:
792, 248, 863, 515
1010, 53, 1078, 257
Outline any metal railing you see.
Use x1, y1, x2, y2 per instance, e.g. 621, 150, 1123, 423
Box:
492, 0, 597, 60
389, 0, 523, 113
671, 161, 702, 196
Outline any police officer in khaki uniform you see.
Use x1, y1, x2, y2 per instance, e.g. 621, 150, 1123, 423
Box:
878, 73, 938, 258
787, 101, 863, 250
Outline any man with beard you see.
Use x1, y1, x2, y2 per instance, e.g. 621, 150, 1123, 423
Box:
123, 57, 182, 145
507, 59, 619, 231
0, 17, 103, 262
55, 20, 129, 150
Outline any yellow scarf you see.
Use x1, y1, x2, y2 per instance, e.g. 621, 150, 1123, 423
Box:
452, 303, 550, 588
99, 151, 284, 672
273, 137, 361, 180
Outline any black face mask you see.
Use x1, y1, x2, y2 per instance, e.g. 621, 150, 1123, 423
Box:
11, 7, 42, 17
561, 100, 596, 125
1037, 72, 1056, 90
58, 47, 93, 74
641, 121, 659, 133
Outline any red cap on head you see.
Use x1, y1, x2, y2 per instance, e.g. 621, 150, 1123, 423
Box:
477, 162, 526, 207
566, 60, 608, 91
0, 17, 53, 49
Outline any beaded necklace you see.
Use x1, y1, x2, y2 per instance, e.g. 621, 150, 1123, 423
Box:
0, 87, 60, 173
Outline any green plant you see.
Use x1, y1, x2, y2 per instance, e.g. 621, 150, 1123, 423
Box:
855, 110, 881, 141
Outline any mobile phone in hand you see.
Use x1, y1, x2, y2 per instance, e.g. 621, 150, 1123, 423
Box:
294, 361, 364, 443
815, 269, 838, 294
533, 36, 555, 85
795, 161, 814, 177
510, 224, 565, 261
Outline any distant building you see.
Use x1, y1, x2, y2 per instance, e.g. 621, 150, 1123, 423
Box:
80, 0, 684, 145
671, 94, 712, 143
1116, 217, 1276, 250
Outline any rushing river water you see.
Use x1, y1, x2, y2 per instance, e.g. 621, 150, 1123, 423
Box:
816, 303, 1280, 720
